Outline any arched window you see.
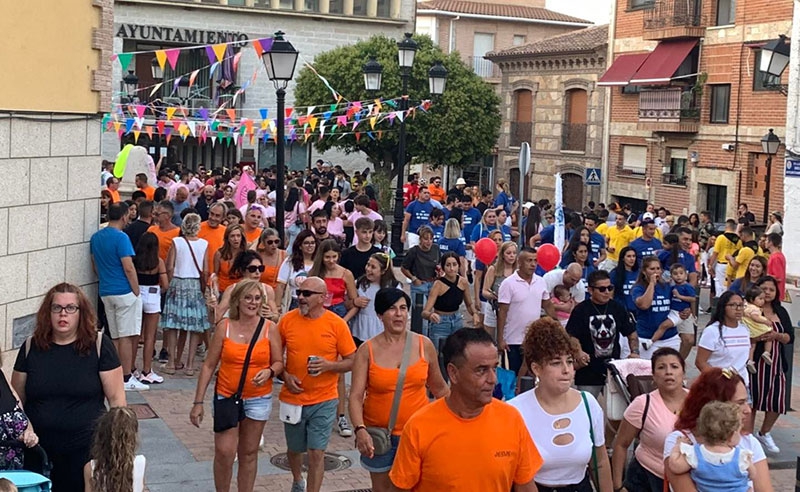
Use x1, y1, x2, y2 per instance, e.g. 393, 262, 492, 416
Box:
511, 89, 532, 147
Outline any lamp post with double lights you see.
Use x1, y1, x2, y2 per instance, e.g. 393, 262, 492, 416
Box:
262, 31, 299, 243
761, 129, 781, 223
362, 33, 448, 262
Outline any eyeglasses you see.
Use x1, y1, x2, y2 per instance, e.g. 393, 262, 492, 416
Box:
243, 295, 263, 303
246, 265, 266, 273
51, 304, 80, 314
302, 241, 317, 247
296, 289, 323, 298
590, 285, 614, 293
726, 303, 744, 309
265, 239, 281, 246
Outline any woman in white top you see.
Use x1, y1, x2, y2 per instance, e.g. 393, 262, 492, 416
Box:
85, 407, 146, 492
349, 253, 401, 344
274, 229, 317, 313
696, 291, 751, 386
161, 213, 210, 376
508, 318, 613, 492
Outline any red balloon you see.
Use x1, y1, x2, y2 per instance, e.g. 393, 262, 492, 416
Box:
537, 243, 560, 272
474, 237, 498, 265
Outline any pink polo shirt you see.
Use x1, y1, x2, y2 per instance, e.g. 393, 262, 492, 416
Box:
497, 271, 550, 345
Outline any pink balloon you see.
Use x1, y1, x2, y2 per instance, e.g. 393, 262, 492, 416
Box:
537, 243, 560, 272
475, 238, 498, 265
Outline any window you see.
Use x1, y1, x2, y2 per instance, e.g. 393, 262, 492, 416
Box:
710, 85, 731, 123
376, 0, 390, 16
666, 149, 688, 185
353, 0, 366, 15
513, 35, 526, 46
279, 0, 293, 8
715, 0, 735, 26
753, 50, 781, 91
621, 85, 641, 94
304, 0, 319, 11
329, 0, 343, 13
621, 145, 647, 175
630, 0, 655, 9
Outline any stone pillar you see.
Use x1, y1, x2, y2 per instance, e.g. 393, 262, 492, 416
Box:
343, 0, 353, 15
366, 0, 377, 17
294, 0, 304, 11
319, 0, 330, 13
390, 0, 400, 18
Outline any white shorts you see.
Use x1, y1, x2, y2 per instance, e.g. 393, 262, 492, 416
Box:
668, 310, 696, 334
140, 286, 162, 314
639, 335, 681, 360
482, 301, 497, 328
101, 292, 142, 339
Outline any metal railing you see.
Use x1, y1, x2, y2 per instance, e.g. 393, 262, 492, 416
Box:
510, 122, 532, 147
616, 164, 647, 177
561, 123, 587, 152
643, 0, 704, 30
662, 173, 687, 185
468, 56, 501, 79
638, 89, 699, 122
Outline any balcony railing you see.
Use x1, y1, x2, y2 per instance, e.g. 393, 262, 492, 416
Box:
616, 164, 647, 178
638, 88, 700, 132
469, 56, 501, 79
510, 122, 532, 147
561, 123, 587, 152
662, 173, 687, 186
643, 0, 705, 39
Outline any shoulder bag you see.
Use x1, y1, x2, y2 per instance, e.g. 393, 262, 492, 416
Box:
366, 331, 414, 456
213, 318, 265, 433
581, 391, 600, 488
185, 238, 207, 295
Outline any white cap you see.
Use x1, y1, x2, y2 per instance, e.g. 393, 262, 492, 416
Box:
522, 202, 535, 209
456, 177, 467, 186
643, 212, 655, 220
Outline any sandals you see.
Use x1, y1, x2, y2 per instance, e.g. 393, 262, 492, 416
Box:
184, 368, 195, 377
161, 362, 185, 375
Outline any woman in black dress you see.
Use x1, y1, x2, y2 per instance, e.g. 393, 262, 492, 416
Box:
11, 283, 125, 491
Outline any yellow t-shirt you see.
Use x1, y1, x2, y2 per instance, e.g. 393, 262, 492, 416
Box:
714, 233, 741, 281
633, 226, 663, 241
605, 225, 635, 262
733, 245, 765, 279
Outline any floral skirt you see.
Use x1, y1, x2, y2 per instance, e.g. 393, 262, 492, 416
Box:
160, 277, 210, 333
0, 405, 29, 470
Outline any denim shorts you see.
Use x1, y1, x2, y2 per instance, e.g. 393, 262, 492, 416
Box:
215, 394, 273, 422
360, 434, 401, 473
283, 398, 337, 453
429, 313, 463, 352
327, 302, 347, 318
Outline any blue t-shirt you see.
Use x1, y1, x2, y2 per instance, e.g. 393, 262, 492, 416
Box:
589, 231, 606, 261
613, 268, 639, 312
499, 225, 512, 242
90, 227, 135, 297
631, 282, 675, 340
671, 283, 696, 312
493, 192, 514, 215
539, 224, 555, 244
430, 224, 445, 242
475, 259, 487, 302
405, 200, 434, 234
727, 278, 749, 297
470, 223, 498, 243
630, 237, 663, 261
658, 249, 697, 274
438, 237, 467, 257
461, 207, 482, 241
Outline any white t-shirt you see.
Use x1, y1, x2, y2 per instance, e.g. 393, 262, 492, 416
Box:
508, 389, 604, 487
172, 237, 209, 279
91, 455, 146, 492
542, 269, 586, 303
678, 442, 752, 473
698, 322, 750, 385
277, 258, 312, 299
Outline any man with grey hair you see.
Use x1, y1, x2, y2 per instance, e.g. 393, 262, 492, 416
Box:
278, 277, 356, 492
542, 263, 587, 304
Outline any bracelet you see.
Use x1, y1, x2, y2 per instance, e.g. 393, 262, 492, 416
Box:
193, 401, 204, 405
354, 425, 367, 434
630, 349, 640, 354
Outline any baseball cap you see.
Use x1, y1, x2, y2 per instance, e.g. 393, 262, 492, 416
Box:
522, 202, 535, 210
643, 212, 655, 220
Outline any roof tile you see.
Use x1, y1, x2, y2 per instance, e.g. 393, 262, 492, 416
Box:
417, 0, 594, 24
487, 24, 608, 58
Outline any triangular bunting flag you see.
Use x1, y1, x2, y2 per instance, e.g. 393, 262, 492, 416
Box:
149, 83, 163, 98
172, 76, 182, 95
209, 62, 220, 79
211, 136, 217, 146
187, 121, 196, 137
259, 38, 274, 53
213, 44, 227, 64
166, 107, 177, 121
226, 109, 236, 121
323, 111, 333, 121
355, 132, 361, 142
113, 121, 122, 133
252, 39, 264, 57
205, 46, 216, 64
198, 107, 209, 121
337, 115, 347, 127
146, 126, 153, 139
165, 48, 181, 70
155, 50, 167, 71
285, 107, 293, 119
309, 117, 318, 131
156, 120, 166, 135
233, 52, 243, 72
118, 53, 134, 70
189, 70, 199, 87
307, 106, 316, 116
259, 109, 268, 120
134, 104, 146, 119
396, 111, 405, 123
134, 117, 145, 130
133, 130, 141, 143
125, 118, 135, 133
369, 117, 377, 130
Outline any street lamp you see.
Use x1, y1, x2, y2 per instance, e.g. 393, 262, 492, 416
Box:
176, 77, 190, 101
262, 30, 299, 243
361, 33, 447, 263
760, 35, 790, 94
151, 57, 164, 80
123, 70, 139, 102
761, 128, 781, 223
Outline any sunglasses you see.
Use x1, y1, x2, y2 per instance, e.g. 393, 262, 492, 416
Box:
296, 289, 323, 297
590, 285, 615, 292
265, 239, 281, 246
246, 265, 266, 273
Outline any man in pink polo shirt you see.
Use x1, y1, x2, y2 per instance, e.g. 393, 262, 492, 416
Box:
496, 247, 557, 374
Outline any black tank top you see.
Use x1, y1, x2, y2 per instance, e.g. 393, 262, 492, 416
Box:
137, 271, 160, 286
433, 276, 464, 312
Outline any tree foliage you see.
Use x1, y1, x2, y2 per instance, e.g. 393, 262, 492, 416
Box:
293, 35, 501, 178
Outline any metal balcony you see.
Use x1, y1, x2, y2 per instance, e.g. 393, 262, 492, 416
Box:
638, 88, 700, 132
509, 122, 532, 147
468, 56, 501, 79
643, 0, 705, 40
662, 173, 687, 186
561, 123, 587, 152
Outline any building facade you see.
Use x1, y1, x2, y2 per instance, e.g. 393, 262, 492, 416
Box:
600, 0, 791, 221
416, 0, 592, 188
487, 25, 608, 209
0, 0, 112, 362
106, 0, 416, 175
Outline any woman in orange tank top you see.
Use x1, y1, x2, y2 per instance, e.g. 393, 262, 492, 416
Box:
348, 288, 449, 492
213, 224, 247, 294
190, 279, 283, 492
210, 251, 279, 324
252, 228, 285, 289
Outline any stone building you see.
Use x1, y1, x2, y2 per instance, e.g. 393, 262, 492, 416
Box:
106, 0, 417, 175
0, 0, 112, 361
486, 25, 608, 209
599, 0, 791, 221
416, 0, 593, 189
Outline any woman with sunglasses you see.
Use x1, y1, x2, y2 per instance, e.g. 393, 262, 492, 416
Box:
695, 290, 750, 392
253, 228, 285, 290
210, 251, 278, 323
275, 229, 317, 313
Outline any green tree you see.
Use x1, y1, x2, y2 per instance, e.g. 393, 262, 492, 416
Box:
293, 35, 501, 181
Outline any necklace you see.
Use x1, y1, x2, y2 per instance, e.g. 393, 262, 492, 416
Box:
590, 301, 609, 317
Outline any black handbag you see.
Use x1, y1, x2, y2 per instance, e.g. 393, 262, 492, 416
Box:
213, 317, 265, 433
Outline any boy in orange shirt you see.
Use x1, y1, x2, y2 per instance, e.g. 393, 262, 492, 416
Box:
148, 200, 180, 261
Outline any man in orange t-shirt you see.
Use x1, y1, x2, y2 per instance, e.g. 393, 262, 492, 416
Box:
148, 200, 180, 261
427, 176, 446, 204
106, 176, 121, 203
135, 173, 156, 200
279, 277, 356, 492
390, 328, 542, 492
198, 202, 227, 272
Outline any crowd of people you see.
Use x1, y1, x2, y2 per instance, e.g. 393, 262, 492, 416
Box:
0, 157, 791, 492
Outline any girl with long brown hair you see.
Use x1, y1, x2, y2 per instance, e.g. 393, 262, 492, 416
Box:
85, 407, 145, 492
213, 224, 247, 295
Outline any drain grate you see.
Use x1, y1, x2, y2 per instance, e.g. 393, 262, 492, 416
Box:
270, 452, 352, 472
128, 403, 158, 420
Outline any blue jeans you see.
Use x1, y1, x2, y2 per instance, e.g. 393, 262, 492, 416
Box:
327, 302, 347, 318
410, 281, 433, 336
429, 313, 463, 354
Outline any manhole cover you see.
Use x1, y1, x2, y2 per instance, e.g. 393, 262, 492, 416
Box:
128, 403, 158, 420
270, 452, 351, 472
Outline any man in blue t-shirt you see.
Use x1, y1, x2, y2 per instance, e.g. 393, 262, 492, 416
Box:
583, 213, 607, 267
629, 219, 663, 261
461, 199, 482, 244
402, 188, 434, 246
90, 202, 144, 391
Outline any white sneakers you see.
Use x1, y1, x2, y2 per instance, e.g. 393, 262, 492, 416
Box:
139, 370, 164, 384
756, 432, 780, 454
124, 377, 150, 391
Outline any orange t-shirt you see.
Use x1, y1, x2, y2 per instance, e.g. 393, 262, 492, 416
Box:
244, 227, 263, 245
390, 398, 542, 491
198, 222, 226, 272
363, 335, 431, 435
217, 320, 274, 399
259, 250, 285, 289
140, 185, 156, 200
428, 185, 446, 204
278, 309, 356, 406
147, 225, 180, 261
108, 189, 121, 203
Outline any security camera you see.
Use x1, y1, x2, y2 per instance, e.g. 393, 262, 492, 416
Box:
722, 143, 735, 151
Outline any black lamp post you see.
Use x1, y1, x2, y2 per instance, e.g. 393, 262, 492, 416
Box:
760, 35, 791, 95
262, 31, 299, 243
123, 70, 139, 103
363, 33, 448, 262
761, 128, 781, 223
176, 77, 191, 103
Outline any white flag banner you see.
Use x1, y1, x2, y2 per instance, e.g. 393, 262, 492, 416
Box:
554, 173, 565, 250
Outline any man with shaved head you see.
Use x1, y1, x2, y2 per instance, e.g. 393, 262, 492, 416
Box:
278, 276, 357, 492
542, 263, 587, 304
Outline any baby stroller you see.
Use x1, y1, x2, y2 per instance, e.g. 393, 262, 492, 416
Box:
0, 440, 52, 491
605, 358, 655, 421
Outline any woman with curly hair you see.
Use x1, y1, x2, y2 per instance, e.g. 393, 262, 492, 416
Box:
508, 318, 613, 492
85, 407, 145, 492
12, 283, 125, 491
